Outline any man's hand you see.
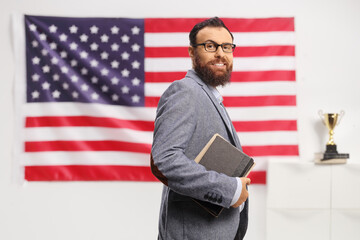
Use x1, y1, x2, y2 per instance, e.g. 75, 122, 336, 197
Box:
231, 177, 251, 208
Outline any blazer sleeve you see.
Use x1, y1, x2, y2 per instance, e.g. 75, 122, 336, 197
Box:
151, 80, 238, 208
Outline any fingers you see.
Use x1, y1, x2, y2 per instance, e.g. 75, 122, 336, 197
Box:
241, 177, 251, 186
231, 177, 251, 208
232, 202, 242, 208
232, 180, 251, 208
232, 189, 248, 208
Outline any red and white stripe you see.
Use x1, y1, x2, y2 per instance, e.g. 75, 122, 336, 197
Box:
17, 17, 298, 183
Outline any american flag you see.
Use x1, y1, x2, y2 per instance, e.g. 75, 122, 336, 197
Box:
15, 15, 298, 183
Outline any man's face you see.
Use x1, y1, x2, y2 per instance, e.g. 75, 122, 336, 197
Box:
189, 26, 234, 87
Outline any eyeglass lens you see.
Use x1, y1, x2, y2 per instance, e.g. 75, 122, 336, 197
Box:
204, 42, 234, 53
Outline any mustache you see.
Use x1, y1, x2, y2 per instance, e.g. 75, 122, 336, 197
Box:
206, 57, 229, 66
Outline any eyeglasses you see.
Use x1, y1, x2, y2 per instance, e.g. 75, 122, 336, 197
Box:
192, 41, 236, 53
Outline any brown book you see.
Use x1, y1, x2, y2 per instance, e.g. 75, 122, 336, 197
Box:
193, 134, 255, 217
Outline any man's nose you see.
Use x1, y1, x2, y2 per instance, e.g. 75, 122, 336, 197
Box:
214, 46, 226, 57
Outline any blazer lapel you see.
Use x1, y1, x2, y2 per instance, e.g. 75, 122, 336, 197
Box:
204, 86, 240, 148
222, 105, 242, 149
187, 70, 239, 147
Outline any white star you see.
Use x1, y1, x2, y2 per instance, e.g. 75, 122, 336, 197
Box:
131, 43, 140, 52
81, 68, 88, 75
61, 66, 69, 73
90, 42, 99, 51
101, 68, 109, 76
121, 85, 130, 94
70, 59, 78, 67
111, 77, 119, 85
80, 51, 88, 59
29, 24, 37, 32
49, 25, 57, 33
131, 26, 140, 35
131, 60, 140, 69
72, 91, 79, 98
70, 42, 78, 50
121, 69, 130, 77
80, 34, 88, 42
60, 51, 68, 58
51, 57, 59, 65
121, 34, 130, 43
111, 26, 119, 34
111, 60, 119, 68
100, 51, 109, 60
81, 84, 89, 91
59, 33, 68, 42
111, 43, 119, 51
49, 42, 57, 50
42, 65, 50, 73
39, 33, 47, 41
91, 76, 98, 84
101, 85, 109, 92
132, 77, 141, 86
53, 74, 60, 81
121, 51, 130, 60
31, 91, 40, 99
90, 25, 99, 34
100, 34, 109, 42
69, 25, 78, 34
32, 74, 40, 81
112, 94, 119, 101
90, 59, 99, 67
71, 75, 79, 82
63, 83, 69, 89
42, 81, 50, 90
52, 90, 61, 99
132, 94, 141, 103
32, 40, 39, 48
41, 49, 48, 56
91, 92, 99, 100
32, 56, 40, 65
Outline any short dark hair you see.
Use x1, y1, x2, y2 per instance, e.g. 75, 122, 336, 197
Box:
189, 17, 234, 46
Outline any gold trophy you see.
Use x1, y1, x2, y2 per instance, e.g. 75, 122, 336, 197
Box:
318, 110, 349, 161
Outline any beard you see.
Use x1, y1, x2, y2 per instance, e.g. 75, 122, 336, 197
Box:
193, 52, 233, 87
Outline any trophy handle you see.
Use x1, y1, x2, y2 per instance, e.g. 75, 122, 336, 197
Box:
337, 110, 345, 125
318, 110, 325, 124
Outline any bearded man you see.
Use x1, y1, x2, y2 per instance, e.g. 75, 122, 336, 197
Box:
151, 17, 251, 240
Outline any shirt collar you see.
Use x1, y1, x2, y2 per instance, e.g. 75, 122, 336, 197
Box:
209, 86, 223, 104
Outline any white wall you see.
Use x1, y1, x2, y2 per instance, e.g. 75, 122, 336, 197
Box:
1, 0, 359, 239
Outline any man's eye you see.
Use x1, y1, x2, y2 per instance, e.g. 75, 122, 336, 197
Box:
206, 43, 216, 49
223, 44, 231, 50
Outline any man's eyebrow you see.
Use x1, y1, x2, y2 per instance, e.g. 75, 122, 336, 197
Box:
204, 40, 233, 44
204, 40, 220, 44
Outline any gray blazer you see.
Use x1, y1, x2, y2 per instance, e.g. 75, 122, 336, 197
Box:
151, 70, 248, 240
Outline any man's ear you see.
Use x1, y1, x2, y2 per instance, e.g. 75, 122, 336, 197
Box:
188, 46, 194, 58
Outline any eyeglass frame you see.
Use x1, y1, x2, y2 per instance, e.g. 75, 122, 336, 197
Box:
191, 40, 236, 53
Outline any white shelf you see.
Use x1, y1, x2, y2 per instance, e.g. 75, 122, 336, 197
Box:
266, 160, 360, 240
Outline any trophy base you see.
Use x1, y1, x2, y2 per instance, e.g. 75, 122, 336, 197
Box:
321, 144, 349, 161
315, 157, 347, 165
314, 152, 348, 165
